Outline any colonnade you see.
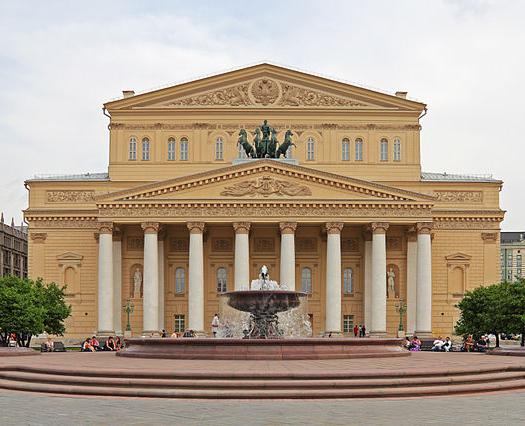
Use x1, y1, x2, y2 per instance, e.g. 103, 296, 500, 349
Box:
96, 221, 433, 337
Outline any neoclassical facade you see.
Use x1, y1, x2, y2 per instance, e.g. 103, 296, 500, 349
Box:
24, 64, 504, 338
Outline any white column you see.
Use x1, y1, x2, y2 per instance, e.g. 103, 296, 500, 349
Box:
142, 222, 159, 334
279, 222, 297, 290
97, 223, 114, 335
406, 229, 418, 336
370, 222, 389, 336
112, 229, 122, 335
233, 222, 251, 290
325, 222, 343, 334
187, 222, 205, 332
416, 222, 433, 337
363, 231, 373, 333
158, 235, 165, 331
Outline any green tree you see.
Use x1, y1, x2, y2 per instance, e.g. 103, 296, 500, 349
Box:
455, 279, 525, 347
0, 276, 71, 347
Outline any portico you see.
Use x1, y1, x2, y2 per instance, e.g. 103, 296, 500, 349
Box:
94, 160, 435, 336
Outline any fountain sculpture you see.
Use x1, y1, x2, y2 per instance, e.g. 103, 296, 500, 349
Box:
224, 265, 307, 339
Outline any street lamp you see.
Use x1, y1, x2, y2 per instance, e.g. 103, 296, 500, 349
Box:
395, 299, 407, 336
123, 299, 134, 335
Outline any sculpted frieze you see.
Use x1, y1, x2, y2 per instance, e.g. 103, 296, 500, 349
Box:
433, 191, 483, 203
278, 83, 368, 107
433, 221, 499, 230
28, 219, 99, 229
168, 83, 251, 107
99, 205, 430, 218
220, 176, 312, 197
47, 191, 95, 203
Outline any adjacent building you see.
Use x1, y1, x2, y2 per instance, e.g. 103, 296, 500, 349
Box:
24, 64, 504, 338
500, 232, 525, 282
0, 214, 28, 278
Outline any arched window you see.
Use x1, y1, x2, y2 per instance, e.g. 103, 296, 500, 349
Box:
142, 137, 150, 161
306, 137, 315, 161
216, 267, 227, 293
380, 138, 388, 161
342, 138, 350, 161
215, 137, 224, 160
167, 138, 176, 161
301, 267, 312, 294
175, 267, 185, 294
343, 268, 353, 294
355, 138, 363, 161
393, 138, 401, 161
180, 137, 189, 161
129, 137, 137, 160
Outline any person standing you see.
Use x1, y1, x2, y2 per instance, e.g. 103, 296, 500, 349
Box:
353, 324, 359, 337
358, 324, 362, 337
211, 313, 220, 337
361, 325, 366, 337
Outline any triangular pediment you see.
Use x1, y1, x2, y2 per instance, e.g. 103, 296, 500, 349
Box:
97, 160, 435, 204
57, 252, 84, 262
104, 63, 425, 112
445, 252, 472, 262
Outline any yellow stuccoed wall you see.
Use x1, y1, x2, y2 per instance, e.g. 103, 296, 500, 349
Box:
24, 64, 504, 338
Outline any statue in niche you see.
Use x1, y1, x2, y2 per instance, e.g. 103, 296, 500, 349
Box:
387, 268, 396, 299
133, 267, 143, 298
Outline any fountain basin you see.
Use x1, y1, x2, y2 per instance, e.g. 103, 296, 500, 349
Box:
225, 290, 306, 315
117, 337, 409, 360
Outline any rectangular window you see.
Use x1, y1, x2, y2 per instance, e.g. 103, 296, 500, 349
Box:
306, 138, 315, 161
215, 139, 223, 160
517, 255, 522, 268
174, 314, 185, 333
342, 140, 349, 161
507, 254, 513, 267
167, 140, 176, 161
355, 140, 363, 161
393, 139, 401, 161
343, 315, 354, 333
180, 140, 188, 161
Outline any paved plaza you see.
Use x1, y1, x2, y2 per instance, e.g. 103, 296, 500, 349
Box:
0, 389, 523, 425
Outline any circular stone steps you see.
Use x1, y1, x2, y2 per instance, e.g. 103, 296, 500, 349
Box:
0, 364, 524, 399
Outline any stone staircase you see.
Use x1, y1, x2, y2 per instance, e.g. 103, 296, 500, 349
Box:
0, 364, 524, 398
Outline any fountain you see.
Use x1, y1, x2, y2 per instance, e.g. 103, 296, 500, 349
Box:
118, 266, 408, 360
222, 265, 308, 339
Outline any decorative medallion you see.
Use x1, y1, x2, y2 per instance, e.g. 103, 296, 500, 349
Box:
220, 176, 312, 197
249, 78, 280, 105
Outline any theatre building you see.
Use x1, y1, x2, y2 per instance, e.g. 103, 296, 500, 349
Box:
24, 64, 504, 338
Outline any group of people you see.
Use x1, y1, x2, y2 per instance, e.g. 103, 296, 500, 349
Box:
431, 336, 453, 352
352, 324, 367, 337
463, 334, 489, 352
405, 336, 422, 351
81, 335, 122, 352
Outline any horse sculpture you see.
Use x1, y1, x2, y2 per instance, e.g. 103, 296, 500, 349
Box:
253, 128, 263, 158
275, 129, 296, 158
267, 128, 279, 158
238, 129, 256, 158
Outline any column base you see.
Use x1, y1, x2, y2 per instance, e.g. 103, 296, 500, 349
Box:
414, 330, 433, 338
96, 330, 116, 337
369, 331, 387, 338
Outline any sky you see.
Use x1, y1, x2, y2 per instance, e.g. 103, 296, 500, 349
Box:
0, 0, 524, 230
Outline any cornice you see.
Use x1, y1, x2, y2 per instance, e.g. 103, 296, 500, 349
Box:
96, 159, 436, 203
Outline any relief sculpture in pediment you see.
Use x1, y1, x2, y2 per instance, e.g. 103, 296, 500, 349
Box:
220, 176, 312, 197
168, 83, 251, 107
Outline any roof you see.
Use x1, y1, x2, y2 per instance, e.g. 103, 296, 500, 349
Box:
28, 172, 109, 182
501, 232, 525, 244
421, 172, 499, 183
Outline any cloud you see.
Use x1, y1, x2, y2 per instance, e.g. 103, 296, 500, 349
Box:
0, 1, 523, 229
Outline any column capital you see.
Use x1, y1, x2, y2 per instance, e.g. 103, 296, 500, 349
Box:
362, 226, 372, 241
187, 222, 205, 234
233, 222, 251, 234
113, 226, 122, 241
29, 232, 47, 243
416, 222, 433, 235
325, 222, 344, 235
98, 222, 114, 234
370, 222, 389, 234
141, 222, 160, 234
407, 226, 418, 242
279, 222, 297, 234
